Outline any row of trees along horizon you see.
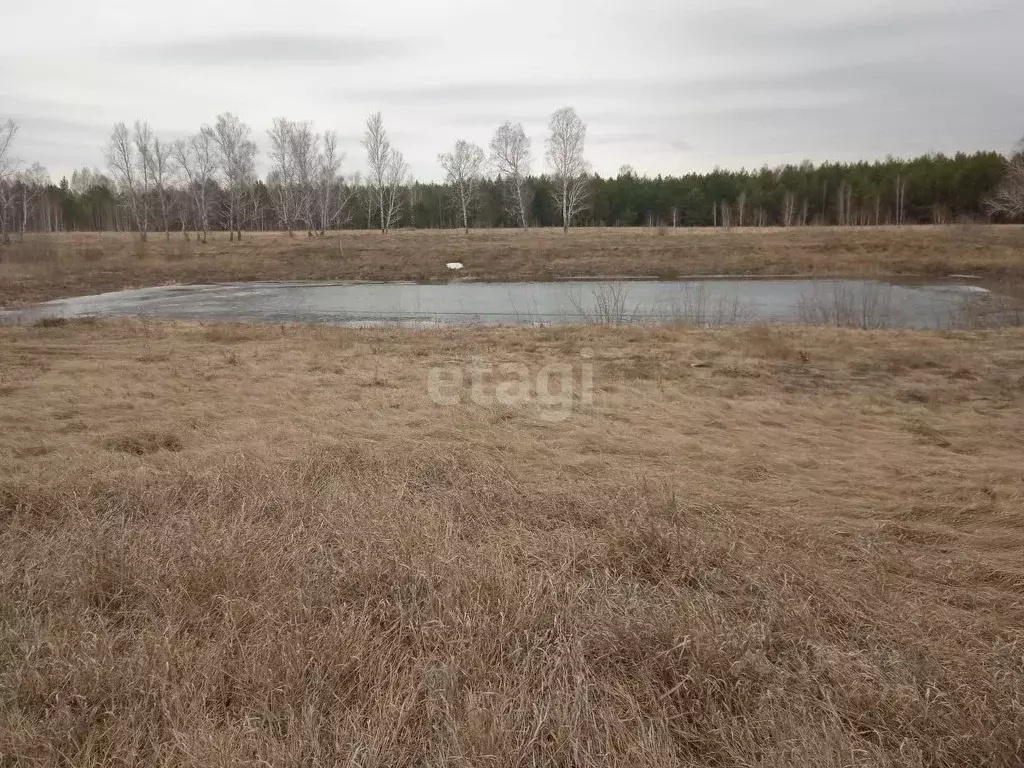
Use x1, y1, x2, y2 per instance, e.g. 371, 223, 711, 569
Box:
0, 108, 1022, 243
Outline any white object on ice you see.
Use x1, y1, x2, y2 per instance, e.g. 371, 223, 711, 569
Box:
446, 262, 464, 271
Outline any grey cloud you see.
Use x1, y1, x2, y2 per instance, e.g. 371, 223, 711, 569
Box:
336, 61, 911, 127
106, 33, 421, 66
678, 0, 1017, 55
590, 130, 692, 153
9, 113, 109, 138
339, 80, 601, 105
346, 48, 993, 114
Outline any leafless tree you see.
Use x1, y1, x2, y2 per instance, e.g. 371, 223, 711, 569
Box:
70, 167, 112, 195
267, 117, 298, 235
0, 119, 15, 176
360, 183, 375, 231
0, 118, 19, 244
16, 163, 48, 240
362, 112, 408, 233
266, 118, 318, 235
105, 125, 136, 235
152, 137, 176, 239
986, 140, 1024, 220
489, 122, 532, 227
207, 112, 257, 241
314, 131, 357, 234
133, 122, 156, 236
837, 180, 854, 226
894, 174, 907, 226
737, 190, 747, 227
439, 139, 486, 232
546, 107, 589, 232
290, 122, 317, 236
172, 132, 217, 242
782, 190, 796, 227
105, 121, 155, 240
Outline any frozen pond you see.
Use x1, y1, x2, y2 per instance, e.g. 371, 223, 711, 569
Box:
0, 279, 993, 329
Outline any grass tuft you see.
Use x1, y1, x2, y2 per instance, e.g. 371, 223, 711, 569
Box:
101, 430, 184, 455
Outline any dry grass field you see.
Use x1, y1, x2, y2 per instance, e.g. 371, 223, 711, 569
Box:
2, 318, 1023, 765
2, 225, 1024, 307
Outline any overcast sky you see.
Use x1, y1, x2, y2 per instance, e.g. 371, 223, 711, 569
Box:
2, 0, 1022, 183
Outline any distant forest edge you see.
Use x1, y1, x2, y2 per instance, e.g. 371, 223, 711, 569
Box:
0, 110, 1022, 240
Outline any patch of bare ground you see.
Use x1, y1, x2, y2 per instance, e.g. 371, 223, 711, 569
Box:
1, 319, 1023, 765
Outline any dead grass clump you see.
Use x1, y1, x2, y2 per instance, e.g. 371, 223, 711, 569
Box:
898, 386, 936, 405
101, 430, 183, 455
11, 445, 53, 458
135, 351, 171, 363
903, 415, 952, 448
739, 326, 800, 360
32, 316, 68, 328
202, 324, 263, 343
80, 246, 105, 262
162, 240, 194, 262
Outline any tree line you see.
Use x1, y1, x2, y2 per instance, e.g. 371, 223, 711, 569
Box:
0, 111, 1021, 243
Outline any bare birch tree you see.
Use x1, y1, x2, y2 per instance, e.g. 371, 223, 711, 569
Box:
546, 107, 589, 232
207, 113, 257, 241
362, 112, 408, 233
894, 174, 907, 226
172, 132, 216, 242
0, 119, 19, 244
133, 122, 156, 237
360, 183, 375, 231
720, 200, 732, 229
314, 131, 357, 234
837, 180, 854, 226
986, 139, 1024, 220
489, 122, 532, 227
737, 190, 747, 227
782, 190, 796, 227
152, 137, 175, 239
104, 123, 136, 237
105, 121, 155, 240
267, 117, 298, 235
439, 139, 486, 232
290, 122, 317, 235
16, 163, 48, 240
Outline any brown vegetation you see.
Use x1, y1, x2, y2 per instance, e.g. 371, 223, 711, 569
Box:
2, 225, 1024, 307
2, 319, 1023, 765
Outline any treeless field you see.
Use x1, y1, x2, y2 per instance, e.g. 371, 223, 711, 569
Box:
2, 225, 1023, 307
2, 319, 1023, 765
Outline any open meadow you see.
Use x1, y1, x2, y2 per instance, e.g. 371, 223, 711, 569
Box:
1, 318, 1023, 765
2, 225, 1024, 307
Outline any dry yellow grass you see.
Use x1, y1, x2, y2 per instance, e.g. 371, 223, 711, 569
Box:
1, 319, 1023, 765
2, 225, 1024, 307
